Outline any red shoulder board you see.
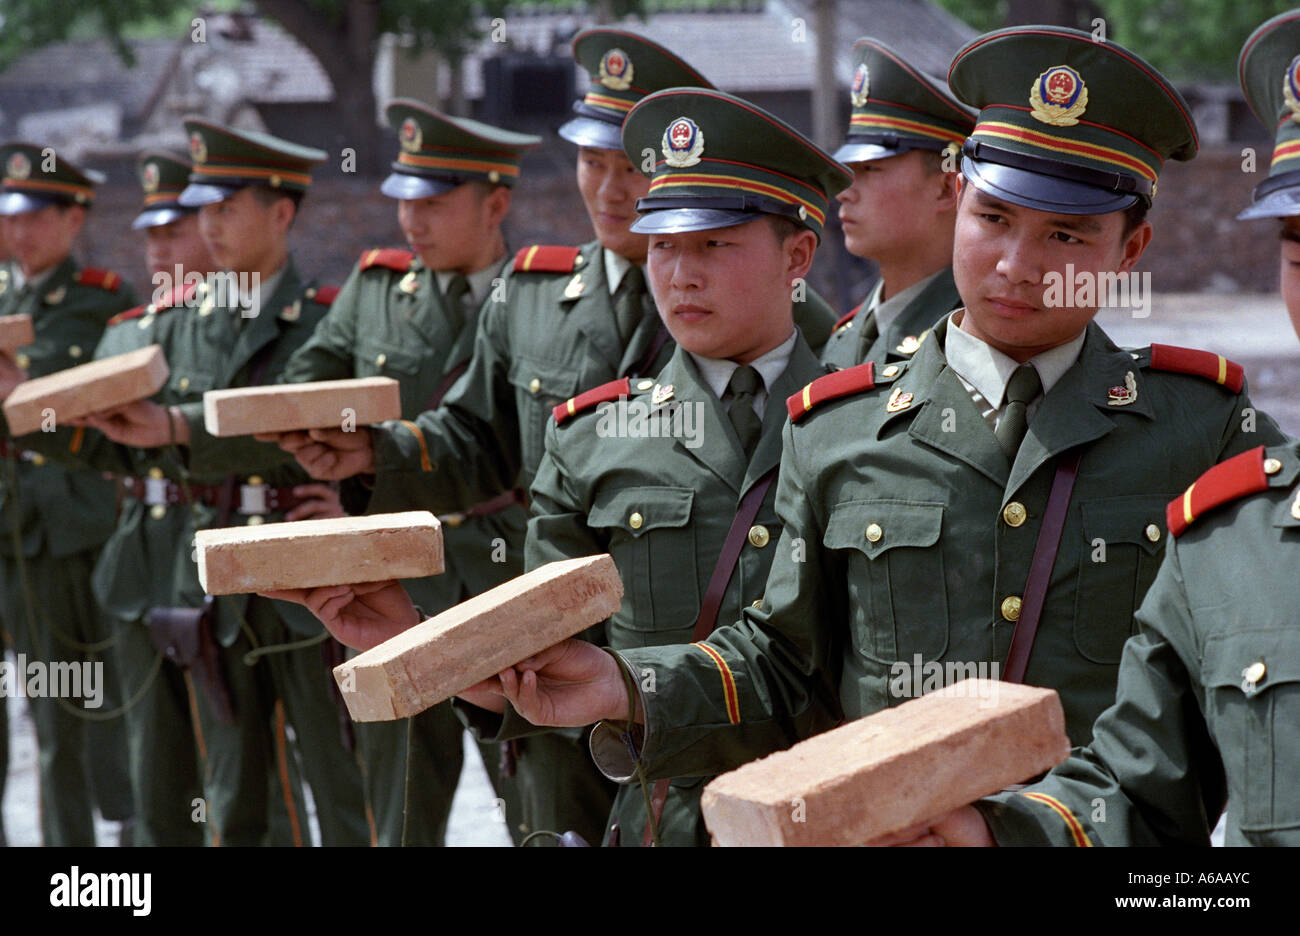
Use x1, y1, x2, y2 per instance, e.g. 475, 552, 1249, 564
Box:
76, 268, 123, 292
107, 279, 196, 325
1149, 344, 1244, 394
553, 378, 631, 425
833, 303, 862, 332
514, 245, 581, 274
788, 361, 875, 422
360, 248, 415, 272
308, 285, 340, 306
1167, 446, 1268, 537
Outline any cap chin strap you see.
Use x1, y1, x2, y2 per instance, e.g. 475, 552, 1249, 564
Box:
962, 138, 1153, 200
634, 192, 805, 223
843, 132, 950, 154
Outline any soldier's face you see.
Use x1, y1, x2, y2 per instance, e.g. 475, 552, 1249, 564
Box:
144, 214, 214, 279
1279, 217, 1300, 342
3, 204, 84, 278
197, 188, 292, 272
576, 147, 651, 264
952, 179, 1151, 361
837, 151, 956, 261
647, 218, 813, 364
398, 183, 509, 273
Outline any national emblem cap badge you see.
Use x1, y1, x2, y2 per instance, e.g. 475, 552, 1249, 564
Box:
850, 64, 870, 108
141, 161, 161, 193
400, 117, 423, 154
662, 116, 705, 168
1283, 55, 1300, 124
6, 151, 30, 180
599, 48, 634, 91
189, 132, 208, 165
1029, 65, 1088, 127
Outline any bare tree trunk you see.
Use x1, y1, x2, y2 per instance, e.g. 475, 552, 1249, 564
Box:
255, 0, 383, 173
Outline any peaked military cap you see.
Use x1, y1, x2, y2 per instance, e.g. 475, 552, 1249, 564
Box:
834, 37, 976, 165
133, 150, 195, 230
0, 142, 104, 215
622, 87, 853, 240
381, 99, 542, 200
560, 28, 714, 150
1237, 10, 1300, 220
179, 117, 327, 207
948, 26, 1198, 214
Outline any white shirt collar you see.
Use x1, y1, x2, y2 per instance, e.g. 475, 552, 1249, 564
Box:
435, 260, 501, 308
873, 269, 944, 337
238, 264, 287, 310
604, 249, 642, 295
687, 329, 799, 417
944, 309, 1086, 408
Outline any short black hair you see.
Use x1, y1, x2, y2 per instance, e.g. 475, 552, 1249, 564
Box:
1121, 198, 1149, 237
765, 214, 804, 244
248, 185, 303, 212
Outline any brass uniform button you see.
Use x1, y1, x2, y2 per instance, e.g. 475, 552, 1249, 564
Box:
1002, 502, 1027, 527
68, 345, 82, 359
865, 522, 882, 543
375, 353, 387, 367
637, 379, 654, 391
150, 504, 167, 520
1244, 661, 1266, 684
750, 599, 763, 609
30, 453, 45, 467
247, 515, 264, 526
148, 466, 164, 480
1144, 523, 1161, 543
1001, 596, 1022, 621
881, 364, 900, 378
247, 475, 263, 486
1264, 457, 1283, 475
528, 377, 541, 394
16, 353, 29, 370
747, 525, 770, 548
178, 377, 190, 391
628, 511, 643, 530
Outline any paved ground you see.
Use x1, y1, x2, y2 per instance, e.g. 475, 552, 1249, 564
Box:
2, 293, 1292, 847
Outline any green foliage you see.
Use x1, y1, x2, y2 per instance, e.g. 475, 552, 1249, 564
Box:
930, 0, 1007, 33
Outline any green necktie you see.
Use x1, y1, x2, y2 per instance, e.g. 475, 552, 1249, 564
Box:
995, 363, 1043, 459
612, 265, 647, 345
857, 309, 880, 349
725, 364, 764, 459
444, 273, 471, 336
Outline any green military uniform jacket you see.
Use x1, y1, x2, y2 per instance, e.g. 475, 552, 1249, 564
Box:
819, 267, 962, 371
598, 315, 1288, 783
368, 240, 838, 512
980, 441, 1300, 846
280, 250, 526, 604
19, 262, 329, 642
499, 338, 826, 845
0, 257, 134, 559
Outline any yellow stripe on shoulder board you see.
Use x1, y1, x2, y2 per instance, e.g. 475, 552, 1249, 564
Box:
1217, 355, 1227, 386
802, 384, 812, 413
522, 245, 541, 272
1183, 484, 1195, 527
567, 399, 577, 417
364, 249, 380, 268
1022, 792, 1092, 846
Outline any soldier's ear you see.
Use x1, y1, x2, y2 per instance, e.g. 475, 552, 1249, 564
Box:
785, 227, 817, 282
484, 185, 512, 227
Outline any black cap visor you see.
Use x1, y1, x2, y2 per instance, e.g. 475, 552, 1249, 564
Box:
961, 155, 1138, 216
132, 206, 189, 230
381, 172, 458, 200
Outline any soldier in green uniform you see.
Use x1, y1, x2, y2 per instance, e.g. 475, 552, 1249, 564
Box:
443, 27, 1291, 792
876, 10, 1300, 849
448, 88, 849, 846
0, 142, 136, 845
64, 120, 371, 845
822, 38, 974, 370
135, 150, 218, 281
274, 101, 540, 846
270, 30, 717, 845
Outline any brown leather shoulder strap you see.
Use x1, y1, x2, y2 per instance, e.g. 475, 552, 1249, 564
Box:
642, 466, 779, 846
1002, 449, 1084, 684
625, 324, 671, 381
425, 357, 471, 411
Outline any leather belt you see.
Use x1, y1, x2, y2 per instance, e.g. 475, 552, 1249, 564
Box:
119, 475, 313, 515
438, 488, 527, 528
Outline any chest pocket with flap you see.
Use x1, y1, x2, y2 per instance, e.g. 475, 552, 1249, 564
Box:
509, 356, 580, 475
824, 500, 947, 664
1202, 627, 1300, 833
588, 486, 697, 638
1074, 495, 1171, 664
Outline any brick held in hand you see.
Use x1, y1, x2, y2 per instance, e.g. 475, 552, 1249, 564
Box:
195, 510, 444, 595
700, 679, 1070, 846
202, 376, 402, 437
0, 314, 35, 351
334, 554, 624, 722
2, 344, 169, 436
